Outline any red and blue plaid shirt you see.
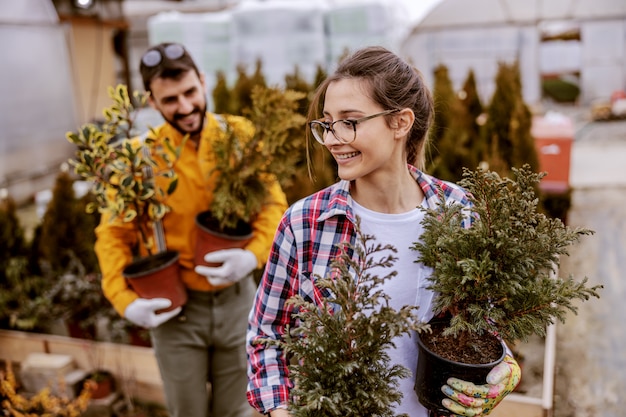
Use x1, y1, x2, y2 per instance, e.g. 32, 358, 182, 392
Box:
246, 165, 471, 414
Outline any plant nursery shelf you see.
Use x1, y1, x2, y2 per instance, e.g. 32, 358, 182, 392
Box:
0, 329, 165, 405
0, 324, 556, 416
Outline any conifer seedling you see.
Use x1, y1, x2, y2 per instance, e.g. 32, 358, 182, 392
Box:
412, 164, 602, 357
259, 222, 430, 417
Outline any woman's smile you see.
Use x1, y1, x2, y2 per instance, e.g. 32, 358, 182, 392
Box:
333, 150, 361, 161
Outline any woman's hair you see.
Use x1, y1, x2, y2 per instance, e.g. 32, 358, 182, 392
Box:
307, 46, 434, 169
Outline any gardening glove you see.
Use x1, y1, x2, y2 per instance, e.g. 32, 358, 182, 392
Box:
441, 354, 521, 416
194, 248, 257, 287
124, 298, 182, 329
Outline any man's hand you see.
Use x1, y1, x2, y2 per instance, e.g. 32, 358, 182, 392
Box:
124, 298, 181, 329
441, 354, 521, 416
194, 248, 257, 286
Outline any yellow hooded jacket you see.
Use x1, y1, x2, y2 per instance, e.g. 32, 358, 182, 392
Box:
95, 113, 288, 316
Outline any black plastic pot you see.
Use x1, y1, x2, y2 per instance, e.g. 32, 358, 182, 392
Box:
414, 319, 506, 416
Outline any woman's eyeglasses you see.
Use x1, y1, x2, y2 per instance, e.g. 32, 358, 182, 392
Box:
309, 109, 400, 145
141, 43, 186, 68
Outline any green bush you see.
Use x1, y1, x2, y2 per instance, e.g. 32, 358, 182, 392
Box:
542, 78, 580, 103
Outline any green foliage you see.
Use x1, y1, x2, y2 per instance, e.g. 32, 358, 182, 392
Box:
312, 64, 328, 90
542, 78, 580, 103
0, 197, 26, 277
412, 165, 602, 343
38, 171, 99, 274
541, 190, 572, 223
46, 254, 111, 328
209, 85, 307, 231
66, 84, 185, 254
212, 70, 232, 114
230, 64, 255, 115
426, 64, 455, 173
482, 62, 540, 177
210, 63, 337, 205
260, 223, 429, 417
460, 70, 483, 135
0, 198, 51, 332
427, 65, 482, 182
0, 257, 52, 332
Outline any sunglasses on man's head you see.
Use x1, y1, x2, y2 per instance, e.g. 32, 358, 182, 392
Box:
141, 43, 186, 68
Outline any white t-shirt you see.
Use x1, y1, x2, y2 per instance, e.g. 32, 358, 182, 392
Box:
352, 200, 435, 417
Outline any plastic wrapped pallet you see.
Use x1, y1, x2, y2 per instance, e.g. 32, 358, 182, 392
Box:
230, 1, 326, 86
324, 0, 395, 69
148, 11, 235, 90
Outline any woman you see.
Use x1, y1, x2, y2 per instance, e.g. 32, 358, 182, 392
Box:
246, 46, 519, 417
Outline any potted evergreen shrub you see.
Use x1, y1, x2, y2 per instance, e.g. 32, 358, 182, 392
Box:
258, 224, 430, 416
194, 85, 306, 266
66, 84, 187, 311
411, 164, 602, 414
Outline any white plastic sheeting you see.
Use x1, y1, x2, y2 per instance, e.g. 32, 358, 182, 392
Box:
146, 0, 397, 89
401, 0, 626, 105
0, 0, 77, 201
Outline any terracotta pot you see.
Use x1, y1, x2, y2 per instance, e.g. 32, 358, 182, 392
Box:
414, 318, 506, 415
127, 326, 152, 347
123, 250, 187, 313
65, 319, 96, 340
85, 370, 115, 400
195, 210, 253, 267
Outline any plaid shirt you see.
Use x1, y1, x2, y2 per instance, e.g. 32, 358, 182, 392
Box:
246, 165, 471, 414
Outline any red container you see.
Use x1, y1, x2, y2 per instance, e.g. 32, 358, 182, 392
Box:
531, 113, 574, 194
194, 210, 253, 268
123, 250, 187, 313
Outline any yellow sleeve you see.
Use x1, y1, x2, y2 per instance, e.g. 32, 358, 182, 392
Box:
94, 199, 141, 317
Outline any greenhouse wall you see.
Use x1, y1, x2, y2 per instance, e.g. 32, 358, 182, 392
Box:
0, 0, 77, 204
145, 0, 397, 92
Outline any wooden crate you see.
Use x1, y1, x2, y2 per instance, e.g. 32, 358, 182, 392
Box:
0, 329, 164, 405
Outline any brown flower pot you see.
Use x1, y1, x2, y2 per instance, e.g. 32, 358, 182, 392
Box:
414, 317, 506, 415
84, 370, 115, 400
123, 250, 187, 313
195, 210, 253, 267
66, 319, 97, 340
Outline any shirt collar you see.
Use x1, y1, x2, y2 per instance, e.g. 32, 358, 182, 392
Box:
316, 165, 439, 223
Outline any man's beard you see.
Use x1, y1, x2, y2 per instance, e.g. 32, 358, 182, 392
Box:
166, 104, 207, 137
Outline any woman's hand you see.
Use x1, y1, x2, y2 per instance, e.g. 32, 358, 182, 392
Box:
440, 355, 521, 416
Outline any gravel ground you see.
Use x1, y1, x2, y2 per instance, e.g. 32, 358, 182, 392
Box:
552, 114, 626, 417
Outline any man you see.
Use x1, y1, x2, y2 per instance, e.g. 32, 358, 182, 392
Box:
95, 42, 287, 417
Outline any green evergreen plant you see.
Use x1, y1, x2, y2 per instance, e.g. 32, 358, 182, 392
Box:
0, 196, 26, 279
0, 196, 52, 332
207, 85, 307, 231
482, 62, 540, 178
230, 64, 255, 115
412, 165, 602, 354
259, 223, 429, 417
427, 65, 480, 182
212, 70, 232, 114
38, 171, 99, 274
426, 64, 455, 176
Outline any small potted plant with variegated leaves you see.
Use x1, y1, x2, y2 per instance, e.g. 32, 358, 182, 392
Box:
66, 84, 187, 311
